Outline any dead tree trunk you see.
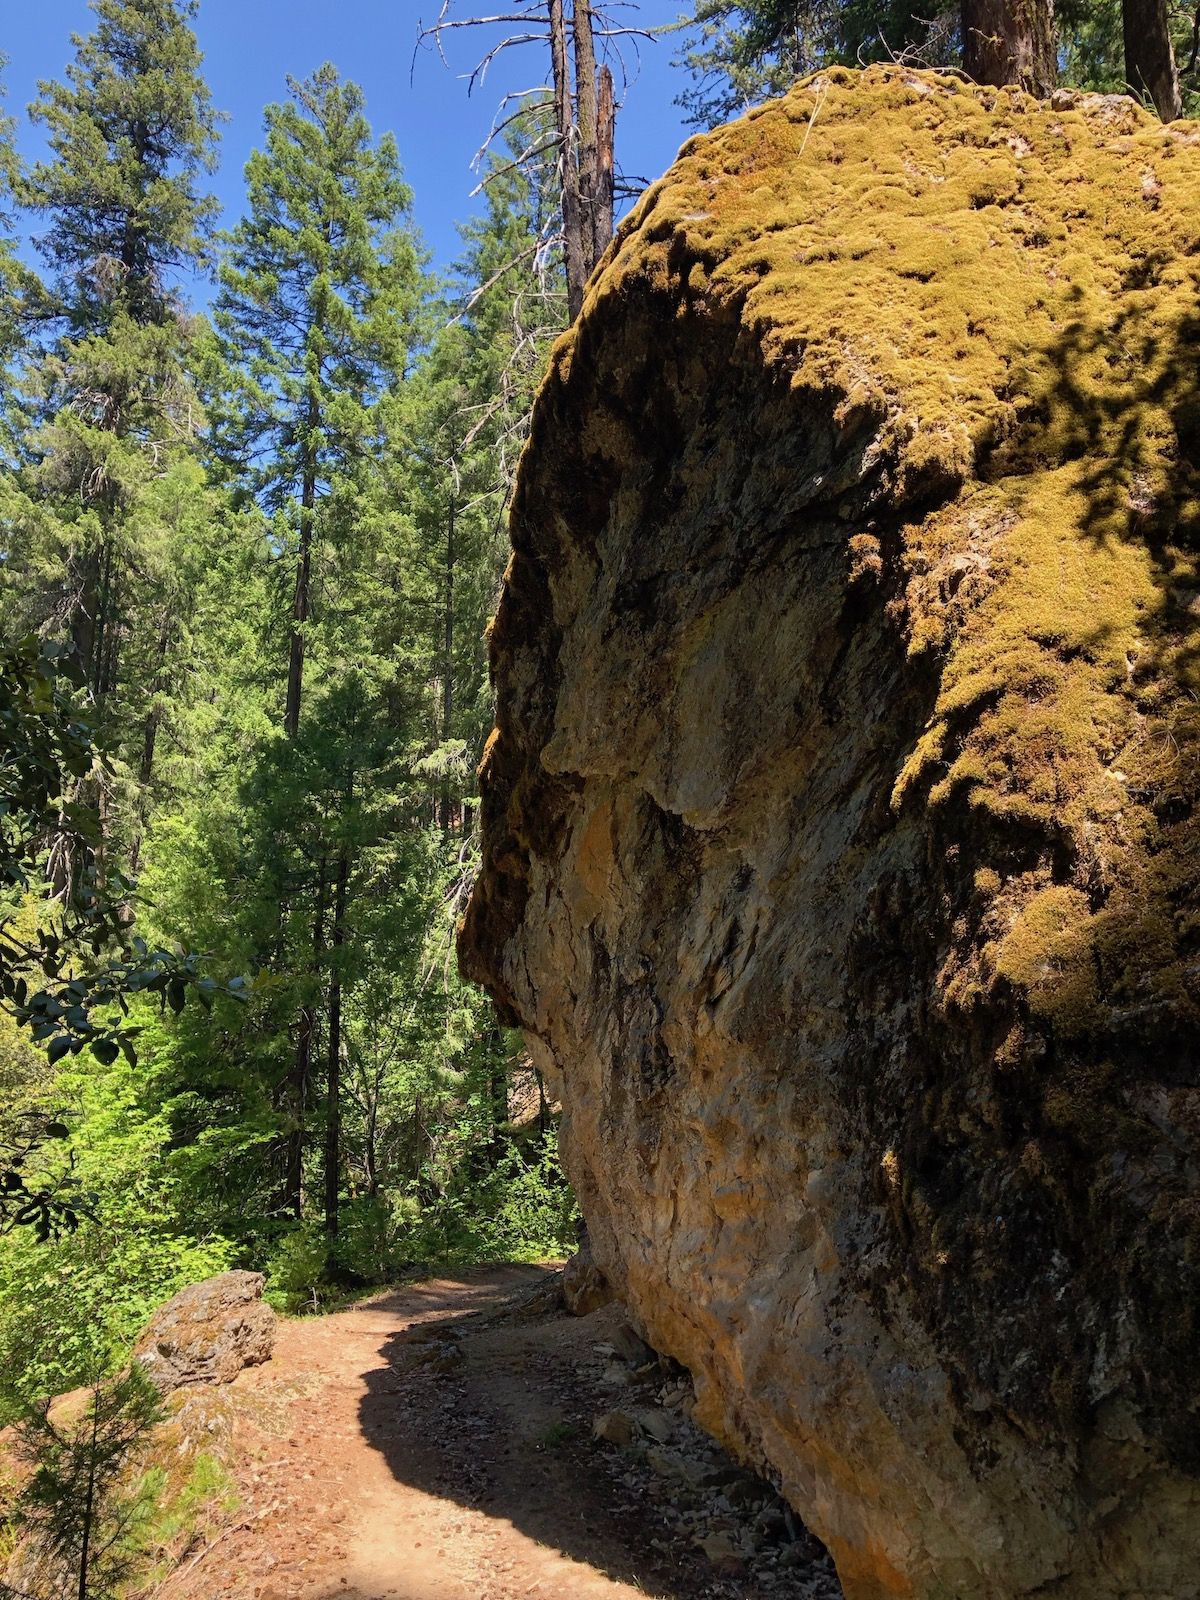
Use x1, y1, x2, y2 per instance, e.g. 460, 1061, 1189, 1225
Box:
419, 2, 627, 320
560, 0, 616, 315
962, 0, 1057, 95
548, 0, 587, 320
573, 0, 599, 276
595, 64, 615, 262
1123, 0, 1183, 118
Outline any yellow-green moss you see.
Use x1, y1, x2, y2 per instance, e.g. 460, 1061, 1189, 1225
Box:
550, 66, 1200, 1050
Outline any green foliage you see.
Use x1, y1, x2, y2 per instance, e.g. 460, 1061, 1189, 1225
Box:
398, 1130, 581, 1267
0, 1363, 164, 1600
0, 11, 578, 1451
0, 638, 244, 1238
134, 1449, 238, 1583
262, 1222, 329, 1313
23, 0, 219, 319
671, 0, 959, 125
0, 1055, 235, 1414
672, 0, 1198, 124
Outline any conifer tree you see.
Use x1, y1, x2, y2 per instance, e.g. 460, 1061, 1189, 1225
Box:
213, 65, 426, 1223
1, 1363, 163, 1600
0, 60, 26, 393
0, 0, 222, 835
214, 64, 422, 738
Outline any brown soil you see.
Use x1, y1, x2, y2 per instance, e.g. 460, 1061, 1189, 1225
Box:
159, 1264, 839, 1600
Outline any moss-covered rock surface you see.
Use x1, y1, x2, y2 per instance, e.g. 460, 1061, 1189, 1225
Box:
464, 67, 1200, 1600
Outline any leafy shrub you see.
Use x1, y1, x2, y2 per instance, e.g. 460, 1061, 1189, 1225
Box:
395, 1131, 579, 1268
263, 1223, 330, 1313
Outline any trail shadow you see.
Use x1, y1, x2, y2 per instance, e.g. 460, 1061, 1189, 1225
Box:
352, 1265, 693, 1598
303, 1265, 826, 1600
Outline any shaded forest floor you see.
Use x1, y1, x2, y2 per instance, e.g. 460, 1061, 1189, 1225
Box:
158, 1264, 842, 1600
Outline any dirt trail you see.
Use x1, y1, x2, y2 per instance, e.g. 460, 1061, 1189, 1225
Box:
162, 1264, 838, 1600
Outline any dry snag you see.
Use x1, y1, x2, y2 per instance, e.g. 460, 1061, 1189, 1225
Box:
416, 0, 649, 319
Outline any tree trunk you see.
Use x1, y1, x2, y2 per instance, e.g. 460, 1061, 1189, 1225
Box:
78, 1395, 100, 1600
1123, 0, 1183, 118
324, 822, 350, 1239
285, 409, 318, 739
285, 1007, 314, 1220
488, 1027, 508, 1164
90, 538, 117, 702
440, 499, 456, 834
595, 65, 615, 263
68, 547, 99, 685
548, 0, 586, 321
127, 612, 173, 878
364, 1086, 378, 1198
962, 0, 1057, 95
573, 0, 599, 273
284, 858, 328, 1219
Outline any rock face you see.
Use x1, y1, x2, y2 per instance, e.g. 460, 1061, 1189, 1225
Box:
562, 1230, 615, 1315
134, 1270, 276, 1390
461, 68, 1200, 1600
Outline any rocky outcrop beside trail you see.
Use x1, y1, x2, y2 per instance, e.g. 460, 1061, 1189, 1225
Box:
462, 66, 1200, 1600
134, 1269, 276, 1390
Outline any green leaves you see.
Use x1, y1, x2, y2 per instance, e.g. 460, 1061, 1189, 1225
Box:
0, 639, 249, 1234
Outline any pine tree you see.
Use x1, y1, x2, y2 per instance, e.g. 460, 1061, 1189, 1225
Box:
24, 0, 218, 322
213, 65, 426, 1224
0, 60, 26, 392
0, 0, 222, 846
1, 1363, 163, 1600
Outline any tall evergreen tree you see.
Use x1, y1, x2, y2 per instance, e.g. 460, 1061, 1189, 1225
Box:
0, 0, 222, 851
24, 0, 218, 325
0, 60, 26, 391
214, 64, 422, 740
213, 65, 426, 1223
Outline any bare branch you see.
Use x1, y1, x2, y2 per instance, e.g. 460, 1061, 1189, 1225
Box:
469, 132, 562, 196
465, 33, 551, 94
470, 87, 556, 169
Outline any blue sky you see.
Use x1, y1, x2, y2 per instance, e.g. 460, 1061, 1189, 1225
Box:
3, 0, 694, 296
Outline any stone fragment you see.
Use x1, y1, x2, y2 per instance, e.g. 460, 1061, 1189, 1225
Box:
645, 1446, 718, 1490
562, 1232, 614, 1315
699, 1531, 744, 1572
631, 1406, 675, 1444
592, 1410, 635, 1447
134, 1270, 275, 1390
600, 1360, 634, 1388
608, 1323, 653, 1368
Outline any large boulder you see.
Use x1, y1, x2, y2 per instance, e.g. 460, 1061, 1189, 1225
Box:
461, 67, 1200, 1600
134, 1270, 275, 1390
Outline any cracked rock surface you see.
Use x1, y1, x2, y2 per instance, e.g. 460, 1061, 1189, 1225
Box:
462, 65, 1200, 1600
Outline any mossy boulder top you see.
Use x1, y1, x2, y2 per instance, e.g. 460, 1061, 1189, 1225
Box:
134, 1271, 276, 1389
527, 63, 1200, 1059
